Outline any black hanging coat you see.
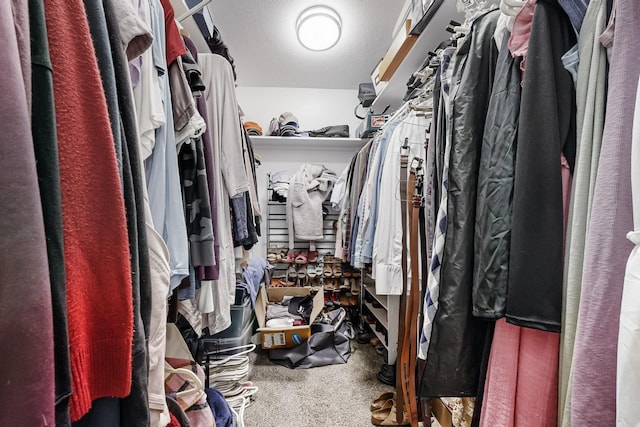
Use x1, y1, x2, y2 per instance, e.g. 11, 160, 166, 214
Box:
506, 0, 576, 332
472, 33, 522, 318
420, 9, 499, 398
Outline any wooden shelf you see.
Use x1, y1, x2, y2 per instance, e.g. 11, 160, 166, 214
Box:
370, 1, 463, 114
251, 136, 367, 151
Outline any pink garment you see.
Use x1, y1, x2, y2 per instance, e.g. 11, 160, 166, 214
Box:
480, 156, 569, 426
508, 0, 537, 77
480, 320, 560, 427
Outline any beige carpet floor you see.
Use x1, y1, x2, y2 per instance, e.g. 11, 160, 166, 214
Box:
243, 340, 394, 427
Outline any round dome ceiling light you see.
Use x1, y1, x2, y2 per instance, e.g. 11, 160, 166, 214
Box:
296, 6, 342, 51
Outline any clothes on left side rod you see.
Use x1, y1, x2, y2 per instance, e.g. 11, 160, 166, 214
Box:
0, 1, 56, 425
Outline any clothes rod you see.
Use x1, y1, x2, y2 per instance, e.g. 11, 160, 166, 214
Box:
177, 0, 213, 22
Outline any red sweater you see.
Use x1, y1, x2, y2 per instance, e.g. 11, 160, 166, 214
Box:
44, 0, 133, 421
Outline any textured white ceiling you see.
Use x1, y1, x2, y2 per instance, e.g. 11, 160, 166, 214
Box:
207, 0, 406, 90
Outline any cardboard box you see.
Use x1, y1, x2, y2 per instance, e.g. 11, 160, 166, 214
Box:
378, 19, 418, 82
255, 285, 324, 350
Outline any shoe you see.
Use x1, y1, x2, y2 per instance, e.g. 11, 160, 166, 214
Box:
284, 251, 297, 263
307, 264, 317, 278
371, 392, 395, 411
287, 265, 297, 281
324, 293, 332, 307
349, 294, 358, 306
267, 253, 277, 264
297, 265, 306, 279
377, 364, 395, 386
375, 343, 386, 355
339, 278, 351, 291
333, 263, 342, 277
343, 264, 353, 278
294, 251, 308, 264
363, 314, 376, 324
330, 292, 340, 306
356, 330, 373, 344
323, 264, 333, 277
370, 399, 394, 424
372, 402, 409, 426
323, 278, 335, 291
339, 293, 350, 307
350, 278, 360, 295
307, 250, 318, 263
370, 337, 381, 346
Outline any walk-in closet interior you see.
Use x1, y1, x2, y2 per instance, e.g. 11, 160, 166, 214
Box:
3, 0, 640, 425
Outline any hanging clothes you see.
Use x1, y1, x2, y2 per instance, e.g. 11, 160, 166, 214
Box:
420, 9, 499, 397
571, 1, 640, 424
44, 0, 134, 420
286, 164, 337, 251
0, 0, 56, 425
419, 44, 456, 359
372, 111, 428, 295
146, 0, 189, 294
28, 0, 72, 424
199, 52, 249, 334
359, 116, 404, 265
506, 0, 576, 332
473, 32, 521, 318
617, 74, 640, 427
86, 0, 153, 425
480, 320, 560, 427
558, 0, 608, 425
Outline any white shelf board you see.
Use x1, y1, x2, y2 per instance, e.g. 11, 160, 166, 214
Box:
365, 301, 388, 330
371, 1, 464, 114
363, 282, 388, 311
250, 135, 367, 152
367, 324, 388, 350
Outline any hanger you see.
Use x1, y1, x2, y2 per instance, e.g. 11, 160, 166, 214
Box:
164, 363, 205, 399
177, 0, 213, 22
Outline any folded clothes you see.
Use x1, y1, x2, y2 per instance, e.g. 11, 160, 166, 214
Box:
266, 304, 302, 321
266, 318, 295, 328
270, 170, 291, 184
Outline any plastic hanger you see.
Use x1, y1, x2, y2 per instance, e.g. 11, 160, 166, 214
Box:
164, 364, 205, 399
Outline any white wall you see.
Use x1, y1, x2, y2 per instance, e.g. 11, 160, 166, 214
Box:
249, 138, 366, 259
236, 86, 361, 137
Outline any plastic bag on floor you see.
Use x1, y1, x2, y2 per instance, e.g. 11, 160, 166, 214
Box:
268, 307, 354, 369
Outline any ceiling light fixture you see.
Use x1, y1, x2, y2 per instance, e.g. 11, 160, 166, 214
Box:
296, 6, 342, 51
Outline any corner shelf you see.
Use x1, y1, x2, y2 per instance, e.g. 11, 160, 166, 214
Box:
370, 1, 463, 114
361, 270, 401, 365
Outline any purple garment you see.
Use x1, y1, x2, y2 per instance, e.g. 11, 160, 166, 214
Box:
571, 0, 640, 424
183, 35, 220, 281
0, 0, 55, 424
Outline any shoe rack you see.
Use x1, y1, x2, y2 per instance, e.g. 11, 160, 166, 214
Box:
265, 182, 341, 283
361, 269, 400, 365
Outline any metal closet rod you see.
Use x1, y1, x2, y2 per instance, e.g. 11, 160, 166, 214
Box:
177, 0, 213, 22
